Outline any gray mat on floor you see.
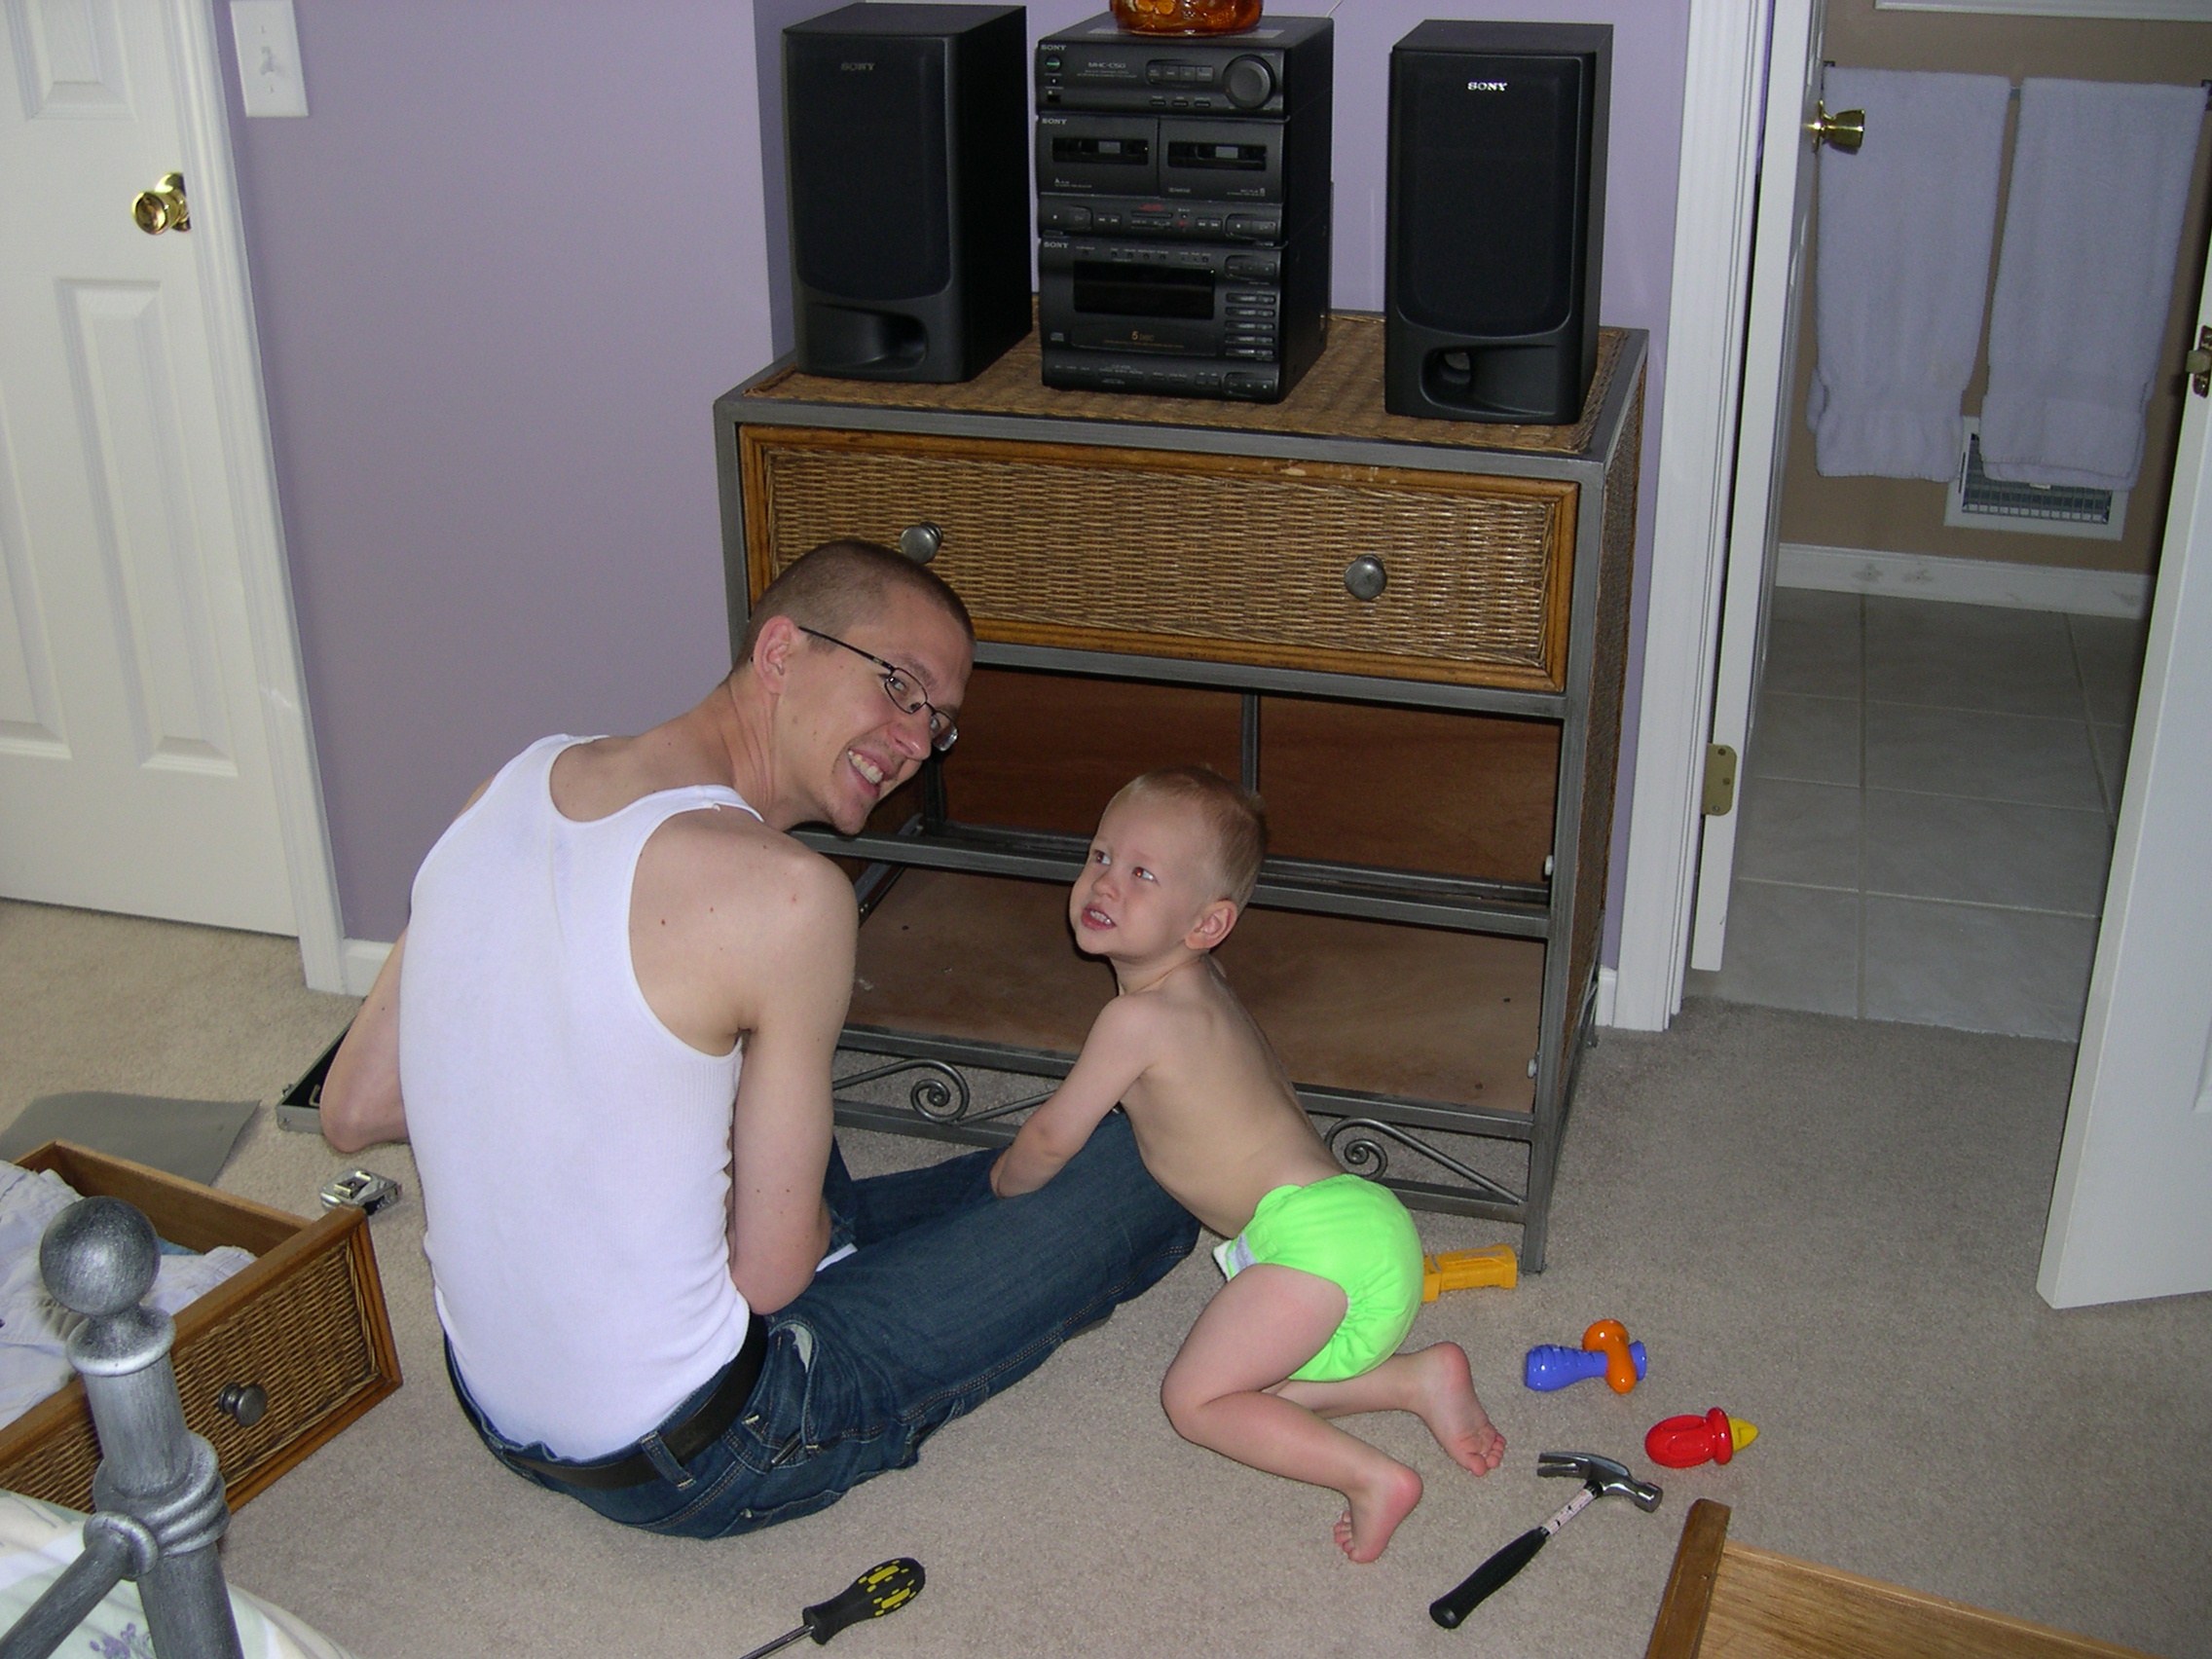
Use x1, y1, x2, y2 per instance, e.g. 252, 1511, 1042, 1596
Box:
0, 1091, 257, 1186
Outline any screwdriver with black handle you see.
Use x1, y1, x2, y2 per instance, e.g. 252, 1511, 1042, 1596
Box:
735, 1559, 925, 1659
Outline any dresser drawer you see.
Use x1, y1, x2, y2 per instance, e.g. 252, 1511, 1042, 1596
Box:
0, 1143, 401, 1513
740, 426, 1578, 691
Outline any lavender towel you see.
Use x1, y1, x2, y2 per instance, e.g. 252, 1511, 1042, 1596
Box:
1809, 69, 2013, 480
1979, 79, 2205, 491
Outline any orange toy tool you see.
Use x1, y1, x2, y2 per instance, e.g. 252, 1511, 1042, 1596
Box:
1645, 1407, 1759, 1469
1581, 1319, 1641, 1392
1420, 1244, 1518, 1302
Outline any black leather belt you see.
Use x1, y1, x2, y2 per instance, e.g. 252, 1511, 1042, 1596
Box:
500, 1311, 768, 1491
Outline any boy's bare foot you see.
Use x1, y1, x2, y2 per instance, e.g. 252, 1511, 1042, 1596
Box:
1333, 1460, 1423, 1563
1408, 1343, 1506, 1475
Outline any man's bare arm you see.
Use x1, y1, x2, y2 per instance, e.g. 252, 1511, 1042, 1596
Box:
321, 932, 409, 1153
991, 998, 1153, 1198
722, 854, 855, 1312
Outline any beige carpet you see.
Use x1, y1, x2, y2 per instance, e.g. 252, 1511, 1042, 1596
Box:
1, 898, 2205, 1659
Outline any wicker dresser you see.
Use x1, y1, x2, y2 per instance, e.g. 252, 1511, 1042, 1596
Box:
715, 316, 1644, 1271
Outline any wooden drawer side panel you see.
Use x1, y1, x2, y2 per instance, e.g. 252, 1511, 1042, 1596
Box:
743, 430, 1576, 691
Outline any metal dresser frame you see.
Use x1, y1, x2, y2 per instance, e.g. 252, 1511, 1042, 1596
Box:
714, 322, 1645, 1272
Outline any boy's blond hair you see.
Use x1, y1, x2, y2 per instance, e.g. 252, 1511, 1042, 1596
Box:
1111, 766, 1268, 909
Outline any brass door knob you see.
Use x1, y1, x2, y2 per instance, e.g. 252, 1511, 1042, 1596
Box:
132, 171, 190, 235
1809, 102, 1864, 153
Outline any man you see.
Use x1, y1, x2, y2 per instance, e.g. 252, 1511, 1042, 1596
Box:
321, 538, 1198, 1535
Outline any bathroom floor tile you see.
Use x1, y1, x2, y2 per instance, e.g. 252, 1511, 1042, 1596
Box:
1722, 589, 2120, 1040
2068, 613, 2148, 725
1733, 778, 1861, 888
1864, 703, 2105, 810
1700, 880, 1862, 1017
1765, 589, 1862, 699
1862, 898, 2098, 1040
1864, 598, 2081, 717
2090, 722, 2131, 814
1862, 791, 2112, 914
1748, 691, 1860, 786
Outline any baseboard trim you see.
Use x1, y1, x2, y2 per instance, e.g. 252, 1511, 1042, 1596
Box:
341, 939, 391, 998
1777, 543, 2150, 618
1596, 965, 1619, 1029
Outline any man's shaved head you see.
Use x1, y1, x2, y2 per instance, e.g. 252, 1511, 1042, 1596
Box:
739, 539, 974, 665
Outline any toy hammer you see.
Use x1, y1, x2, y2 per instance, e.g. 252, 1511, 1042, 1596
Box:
1429, 1451, 1663, 1628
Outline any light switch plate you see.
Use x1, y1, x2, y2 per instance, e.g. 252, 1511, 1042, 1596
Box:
230, 0, 308, 118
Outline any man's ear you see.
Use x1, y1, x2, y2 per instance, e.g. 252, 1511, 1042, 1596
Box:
1186, 898, 1239, 951
752, 615, 804, 693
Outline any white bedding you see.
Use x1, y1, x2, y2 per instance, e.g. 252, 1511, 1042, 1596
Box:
0, 1162, 255, 1431
0, 1489, 358, 1659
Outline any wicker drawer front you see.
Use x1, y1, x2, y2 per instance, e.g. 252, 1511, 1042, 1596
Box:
742, 428, 1577, 691
0, 1146, 401, 1515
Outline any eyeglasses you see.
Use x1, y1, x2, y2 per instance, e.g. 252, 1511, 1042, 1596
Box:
797, 627, 959, 753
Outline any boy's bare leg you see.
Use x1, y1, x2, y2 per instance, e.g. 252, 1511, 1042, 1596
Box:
1274, 1342, 1506, 1477
1161, 1264, 1423, 1564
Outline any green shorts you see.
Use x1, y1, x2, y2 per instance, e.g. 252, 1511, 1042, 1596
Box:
1210, 1173, 1423, 1382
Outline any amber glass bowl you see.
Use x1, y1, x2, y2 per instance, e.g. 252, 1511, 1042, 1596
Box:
1111, 0, 1261, 36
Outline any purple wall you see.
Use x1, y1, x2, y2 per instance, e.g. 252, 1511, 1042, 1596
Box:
220, 2, 777, 941
226, 1, 1686, 953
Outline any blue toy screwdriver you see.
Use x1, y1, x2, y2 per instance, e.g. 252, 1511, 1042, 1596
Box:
735, 1559, 925, 1659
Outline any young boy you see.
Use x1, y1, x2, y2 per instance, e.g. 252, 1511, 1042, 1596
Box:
990, 767, 1505, 1562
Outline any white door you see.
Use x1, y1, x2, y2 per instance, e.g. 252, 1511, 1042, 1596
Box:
2037, 242, 2212, 1309
1688, 0, 1827, 970
0, 0, 297, 933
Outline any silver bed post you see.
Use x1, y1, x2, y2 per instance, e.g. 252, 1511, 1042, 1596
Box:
0, 1197, 244, 1659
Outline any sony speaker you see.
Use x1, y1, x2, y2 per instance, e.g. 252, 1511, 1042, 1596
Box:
785, 4, 1030, 382
1385, 20, 1609, 424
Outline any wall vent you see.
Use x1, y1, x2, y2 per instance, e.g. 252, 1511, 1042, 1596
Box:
1945, 418, 2125, 541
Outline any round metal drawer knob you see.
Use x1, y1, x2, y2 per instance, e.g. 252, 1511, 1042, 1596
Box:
898, 523, 942, 564
1344, 556, 1388, 602
217, 1382, 268, 1426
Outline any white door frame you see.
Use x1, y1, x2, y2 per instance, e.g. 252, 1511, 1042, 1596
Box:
1690, 0, 1824, 971
162, 0, 345, 992
1610, 0, 1780, 1031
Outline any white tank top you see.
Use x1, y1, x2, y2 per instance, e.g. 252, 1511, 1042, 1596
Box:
400, 735, 761, 1458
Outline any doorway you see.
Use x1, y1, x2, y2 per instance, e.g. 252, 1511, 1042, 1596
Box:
1689, 0, 2212, 1040
0, 0, 342, 990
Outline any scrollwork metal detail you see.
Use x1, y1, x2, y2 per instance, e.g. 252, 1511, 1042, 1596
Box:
834, 1058, 1053, 1125
1323, 1118, 1522, 1206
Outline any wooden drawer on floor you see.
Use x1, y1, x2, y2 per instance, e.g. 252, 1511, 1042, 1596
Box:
1647, 1499, 2156, 1659
0, 1142, 401, 1512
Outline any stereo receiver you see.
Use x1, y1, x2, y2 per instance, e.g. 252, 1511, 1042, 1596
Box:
1036, 12, 1331, 402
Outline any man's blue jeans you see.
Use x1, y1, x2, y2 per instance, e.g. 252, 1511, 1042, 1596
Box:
449, 1111, 1198, 1536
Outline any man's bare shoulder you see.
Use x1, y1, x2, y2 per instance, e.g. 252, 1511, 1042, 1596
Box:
630, 808, 857, 1053
642, 807, 856, 940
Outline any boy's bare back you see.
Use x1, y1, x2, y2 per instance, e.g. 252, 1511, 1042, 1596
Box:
990, 778, 1329, 1227
1108, 957, 1339, 1238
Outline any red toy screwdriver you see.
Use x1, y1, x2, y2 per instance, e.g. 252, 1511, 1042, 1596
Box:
1644, 1408, 1757, 1469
